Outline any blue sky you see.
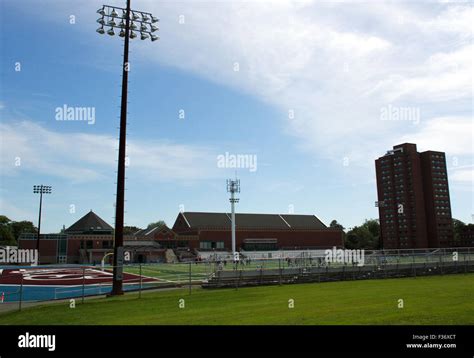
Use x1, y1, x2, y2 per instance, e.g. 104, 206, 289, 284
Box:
0, 0, 472, 233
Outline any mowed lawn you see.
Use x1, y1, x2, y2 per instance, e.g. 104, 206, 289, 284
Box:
1, 274, 473, 325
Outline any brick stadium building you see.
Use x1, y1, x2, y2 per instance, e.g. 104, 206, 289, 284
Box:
19, 211, 164, 264
19, 211, 343, 264
375, 143, 455, 249
170, 212, 343, 251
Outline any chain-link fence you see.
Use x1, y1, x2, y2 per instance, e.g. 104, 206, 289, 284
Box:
0, 262, 214, 313
0, 247, 472, 312
206, 247, 474, 288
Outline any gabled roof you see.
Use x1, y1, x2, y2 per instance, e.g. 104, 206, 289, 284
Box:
133, 225, 175, 239
280, 214, 326, 229
65, 210, 113, 234
179, 212, 231, 229
173, 212, 327, 231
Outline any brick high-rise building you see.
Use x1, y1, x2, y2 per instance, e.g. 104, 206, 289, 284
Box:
375, 143, 453, 249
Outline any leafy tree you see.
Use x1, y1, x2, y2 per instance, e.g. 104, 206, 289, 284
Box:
329, 220, 345, 231
0, 216, 15, 245
146, 220, 167, 230
10, 221, 37, 240
452, 219, 466, 242
123, 226, 142, 235
0, 215, 11, 226
330, 219, 346, 245
345, 226, 371, 249
361, 219, 380, 242
0, 216, 37, 245
345, 219, 380, 250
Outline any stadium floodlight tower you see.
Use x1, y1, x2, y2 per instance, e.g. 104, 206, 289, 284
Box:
95, 1, 159, 296
227, 179, 240, 260
33, 185, 52, 257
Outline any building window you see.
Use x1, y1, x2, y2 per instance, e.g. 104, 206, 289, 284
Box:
200, 241, 212, 250
200, 241, 224, 250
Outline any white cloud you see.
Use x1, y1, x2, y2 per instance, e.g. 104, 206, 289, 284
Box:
400, 116, 473, 156
376, 45, 473, 102
0, 197, 35, 222
127, 1, 472, 169
450, 168, 473, 183
9, 1, 474, 177
1, 0, 472, 229
419, 5, 473, 37
0, 121, 218, 182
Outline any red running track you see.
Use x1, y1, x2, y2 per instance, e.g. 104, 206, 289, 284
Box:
0, 267, 159, 286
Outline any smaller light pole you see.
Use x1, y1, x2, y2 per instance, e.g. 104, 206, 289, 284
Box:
227, 179, 240, 260
33, 185, 52, 257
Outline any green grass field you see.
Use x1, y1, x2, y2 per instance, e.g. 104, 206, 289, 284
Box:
124, 263, 211, 283
1, 274, 473, 325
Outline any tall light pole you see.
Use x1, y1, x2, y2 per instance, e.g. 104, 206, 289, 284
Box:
227, 179, 240, 260
96, 2, 159, 295
33, 185, 52, 258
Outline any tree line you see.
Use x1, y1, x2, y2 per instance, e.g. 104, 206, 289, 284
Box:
329, 219, 380, 249
0, 216, 37, 246
330, 218, 472, 249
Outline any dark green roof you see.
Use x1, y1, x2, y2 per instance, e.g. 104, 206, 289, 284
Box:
173, 212, 327, 230
65, 211, 113, 234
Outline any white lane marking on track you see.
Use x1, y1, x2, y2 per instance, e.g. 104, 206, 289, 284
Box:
8, 268, 115, 281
